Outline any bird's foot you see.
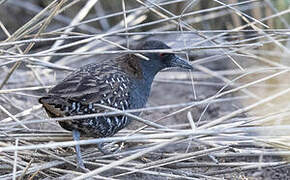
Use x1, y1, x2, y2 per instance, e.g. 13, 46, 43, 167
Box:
76, 164, 90, 173
97, 142, 124, 155
72, 130, 90, 172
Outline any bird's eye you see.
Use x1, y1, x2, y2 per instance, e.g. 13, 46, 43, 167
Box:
160, 53, 166, 57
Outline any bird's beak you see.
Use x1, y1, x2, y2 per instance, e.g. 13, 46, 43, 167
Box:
170, 55, 193, 70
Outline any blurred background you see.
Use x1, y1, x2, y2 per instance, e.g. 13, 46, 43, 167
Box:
0, 0, 289, 179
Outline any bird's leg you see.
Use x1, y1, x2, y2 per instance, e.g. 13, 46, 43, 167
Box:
72, 129, 86, 170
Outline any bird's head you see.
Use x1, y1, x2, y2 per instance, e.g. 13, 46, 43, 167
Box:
136, 40, 193, 72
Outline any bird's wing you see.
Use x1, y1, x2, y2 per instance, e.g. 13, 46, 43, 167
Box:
39, 64, 131, 117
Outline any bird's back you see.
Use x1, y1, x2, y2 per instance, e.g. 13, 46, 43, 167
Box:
39, 56, 136, 137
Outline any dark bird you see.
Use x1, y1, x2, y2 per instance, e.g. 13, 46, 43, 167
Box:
39, 40, 193, 169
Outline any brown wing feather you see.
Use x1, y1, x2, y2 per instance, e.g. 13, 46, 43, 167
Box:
39, 96, 69, 117
39, 57, 132, 136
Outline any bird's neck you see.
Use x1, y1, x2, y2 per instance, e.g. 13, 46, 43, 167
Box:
136, 62, 161, 102
139, 59, 163, 82
122, 55, 163, 110
129, 73, 154, 110
119, 54, 162, 82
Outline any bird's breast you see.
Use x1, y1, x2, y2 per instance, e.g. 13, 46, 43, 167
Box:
128, 78, 152, 111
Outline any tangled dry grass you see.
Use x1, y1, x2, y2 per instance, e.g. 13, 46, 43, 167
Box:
0, 0, 290, 179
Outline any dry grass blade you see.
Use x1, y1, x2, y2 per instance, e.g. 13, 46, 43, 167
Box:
0, 0, 67, 89
0, 0, 289, 179
73, 137, 181, 180
0, 105, 29, 130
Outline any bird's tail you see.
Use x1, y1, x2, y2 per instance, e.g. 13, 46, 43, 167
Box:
39, 96, 68, 117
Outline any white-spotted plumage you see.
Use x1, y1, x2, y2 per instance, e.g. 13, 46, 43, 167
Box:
120, 101, 124, 110
88, 103, 93, 110
123, 100, 129, 108
72, 102, 76, 110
